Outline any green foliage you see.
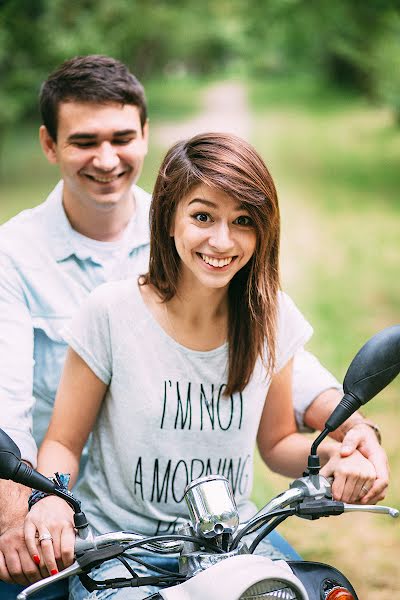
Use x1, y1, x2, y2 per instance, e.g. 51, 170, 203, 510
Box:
1, 0, 400, 137
370, 12, 400, 123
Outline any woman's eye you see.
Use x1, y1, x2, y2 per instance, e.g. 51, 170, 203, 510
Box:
194, 213, 211, 223
234, 215, 253, 226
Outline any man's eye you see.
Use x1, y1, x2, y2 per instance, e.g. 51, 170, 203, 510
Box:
113, 138, 134, 145
74, 142, 96, 148
234, 215, 253, 226
194, 213, 211, 223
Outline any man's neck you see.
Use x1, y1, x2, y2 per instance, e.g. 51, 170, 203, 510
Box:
62, 190, 136, 242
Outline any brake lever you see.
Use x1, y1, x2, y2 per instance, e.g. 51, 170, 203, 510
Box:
17, 561, 83, 600
343, 504, 399, 517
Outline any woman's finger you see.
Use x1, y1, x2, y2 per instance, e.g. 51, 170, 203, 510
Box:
361, 477, 388, 504
339, 473, 359, 503
330, 470, 346, 501
60, 524, 76, 568
348, 476, 364, 503
37, 530, 58, 576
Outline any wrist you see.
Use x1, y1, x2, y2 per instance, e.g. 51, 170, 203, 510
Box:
349, 421, 382, 445
28, 472, 71, 511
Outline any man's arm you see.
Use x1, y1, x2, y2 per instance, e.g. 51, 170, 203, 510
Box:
0, 252, 41, 583
303, 388, 388, 503
293, 349, 389, 504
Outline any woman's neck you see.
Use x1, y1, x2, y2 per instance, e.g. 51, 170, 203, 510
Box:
142, 282, 229, 351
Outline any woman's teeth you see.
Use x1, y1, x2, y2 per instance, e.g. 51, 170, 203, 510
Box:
200, 254, 233, 268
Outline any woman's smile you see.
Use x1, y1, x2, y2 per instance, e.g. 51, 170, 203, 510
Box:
171, 185, 257, 291
197, 252, 236, 269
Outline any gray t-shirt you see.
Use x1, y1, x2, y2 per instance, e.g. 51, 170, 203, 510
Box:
64, 279, 312, 536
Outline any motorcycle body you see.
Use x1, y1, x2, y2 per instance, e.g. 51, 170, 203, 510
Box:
0, 325, 398, 599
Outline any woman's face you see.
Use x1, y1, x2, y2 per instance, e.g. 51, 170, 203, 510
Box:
170, 184, 257, 292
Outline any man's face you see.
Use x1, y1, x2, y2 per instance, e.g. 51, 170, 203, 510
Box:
40, 101, 148, 213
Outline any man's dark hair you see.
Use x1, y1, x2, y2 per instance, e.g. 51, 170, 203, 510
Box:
40, 55, 147, 141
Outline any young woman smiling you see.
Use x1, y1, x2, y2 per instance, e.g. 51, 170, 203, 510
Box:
21, 133, 376, 599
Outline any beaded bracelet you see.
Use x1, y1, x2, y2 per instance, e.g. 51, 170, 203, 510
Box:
28, 472, 71, 511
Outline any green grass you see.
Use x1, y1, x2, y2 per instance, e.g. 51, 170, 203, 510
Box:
249, 73, 362, 114
249, 76, 400, 598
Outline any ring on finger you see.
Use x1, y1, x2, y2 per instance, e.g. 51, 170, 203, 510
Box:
38, 532, 53, 543
360, 485, 370, 495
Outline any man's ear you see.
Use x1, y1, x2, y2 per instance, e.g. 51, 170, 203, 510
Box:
39, 126, 58, 164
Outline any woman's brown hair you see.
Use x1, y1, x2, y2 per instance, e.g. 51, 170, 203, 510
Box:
142, 132, 280, 395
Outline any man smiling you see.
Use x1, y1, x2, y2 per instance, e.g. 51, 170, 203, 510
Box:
0, 55, 151, 598
0, 55, 388, 598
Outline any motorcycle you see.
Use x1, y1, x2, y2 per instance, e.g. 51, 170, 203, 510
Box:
0, 325, 399, 600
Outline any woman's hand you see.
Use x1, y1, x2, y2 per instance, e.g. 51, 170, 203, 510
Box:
24, 496, 75, 577
320, 447, 376, 504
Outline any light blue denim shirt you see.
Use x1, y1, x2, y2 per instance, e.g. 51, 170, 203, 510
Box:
0, 181, 150, 466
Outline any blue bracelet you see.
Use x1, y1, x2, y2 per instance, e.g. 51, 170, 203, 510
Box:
28, 472, 71, 510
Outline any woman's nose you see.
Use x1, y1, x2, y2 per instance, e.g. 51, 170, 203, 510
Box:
208, 222, 235, 252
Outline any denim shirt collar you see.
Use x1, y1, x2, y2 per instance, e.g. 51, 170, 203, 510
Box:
45, 181, 150, 263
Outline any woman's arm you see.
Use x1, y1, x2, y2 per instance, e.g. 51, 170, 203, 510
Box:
257, 359, 313, 476
38, 347, 107, 481
257, 359, 376, 502
24, 348, 107, 577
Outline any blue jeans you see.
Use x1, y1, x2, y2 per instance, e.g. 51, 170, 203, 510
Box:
0, 578, 68, 599
69, 530, 301, 599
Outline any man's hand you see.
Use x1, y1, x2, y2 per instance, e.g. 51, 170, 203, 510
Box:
0, 480, 43, 584
340, 423, 389, 504
304, 388, 389, 503
320, 446, 376, 504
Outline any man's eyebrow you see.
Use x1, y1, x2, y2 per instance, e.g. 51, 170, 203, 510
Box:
67, 129, 137, 141
113, 129, 137, 137
67, 133, 97, 141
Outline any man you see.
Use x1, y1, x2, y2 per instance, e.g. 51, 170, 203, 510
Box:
0, 55, 388, 597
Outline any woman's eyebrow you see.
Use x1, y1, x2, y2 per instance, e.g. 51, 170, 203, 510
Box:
188, 198, 245, 211
187, 198, 217, 208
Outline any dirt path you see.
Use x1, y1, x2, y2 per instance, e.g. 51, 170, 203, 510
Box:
154, 81, 252, 145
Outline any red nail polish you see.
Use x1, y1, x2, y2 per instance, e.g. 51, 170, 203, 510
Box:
51, 568, 58, 575
33, 554, 40, 565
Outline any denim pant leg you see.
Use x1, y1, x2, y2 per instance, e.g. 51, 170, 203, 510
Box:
266, 530, 301, 560
0, 579, 69, 600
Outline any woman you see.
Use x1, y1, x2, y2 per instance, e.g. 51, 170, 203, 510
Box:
23, 133, 375, 598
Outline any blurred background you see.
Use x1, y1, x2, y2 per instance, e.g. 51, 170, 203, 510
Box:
1, 1, 399, 597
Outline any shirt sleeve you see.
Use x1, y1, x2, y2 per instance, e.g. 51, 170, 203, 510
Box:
274, 292, 313, 373
62, 285, 113, 385
0, 252, 37, 465
292, 348, 342, 431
